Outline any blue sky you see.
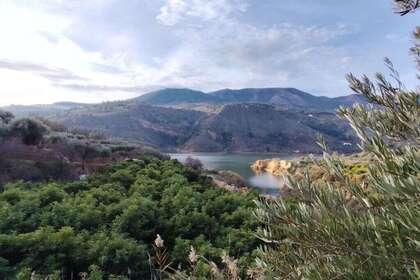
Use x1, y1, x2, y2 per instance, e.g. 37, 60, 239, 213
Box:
0, 0, 417, 105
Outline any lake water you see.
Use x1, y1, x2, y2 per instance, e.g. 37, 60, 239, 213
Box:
169, 153, 297, 196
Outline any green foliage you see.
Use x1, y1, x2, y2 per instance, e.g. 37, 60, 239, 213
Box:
9, 118, 49, 145
343, 163, 368, 175
0, 157, 259, 278
254, 5, 420, 278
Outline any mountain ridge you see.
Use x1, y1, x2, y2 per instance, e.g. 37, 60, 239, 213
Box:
51, 102, 358, 153
132, 87, 366, 111
2, 87, 366, 115
1, 87, 365, 153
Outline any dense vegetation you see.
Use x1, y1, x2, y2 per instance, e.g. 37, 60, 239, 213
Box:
0, 157, 259, 279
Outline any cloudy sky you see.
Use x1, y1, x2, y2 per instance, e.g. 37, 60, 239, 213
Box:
0, 0, 417, 105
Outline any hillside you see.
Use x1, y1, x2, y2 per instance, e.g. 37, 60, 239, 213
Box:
0, 110, 162, 188
51, 103, 357, 153
57, 104, 207, 149
3, 102, 85, 118
182, 104, 355, 153
1, 87, 366, 153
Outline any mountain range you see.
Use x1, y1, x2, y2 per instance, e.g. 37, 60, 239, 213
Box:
2, 87, 365, 153
134, 87, 366, 112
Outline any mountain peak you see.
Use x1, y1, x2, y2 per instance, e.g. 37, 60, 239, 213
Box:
133, 88, 216, 105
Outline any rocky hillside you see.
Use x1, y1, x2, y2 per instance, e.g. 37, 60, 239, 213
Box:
182, 104, 355, 153
2, 87, 365, 153
58, 104, 207, 150
51, 103, 357, 153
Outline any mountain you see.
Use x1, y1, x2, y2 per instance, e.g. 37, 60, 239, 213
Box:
56, 104, 207, 149
1, 87, 365, 153
181, 104, 355, 153
209, 88, 332, 110
331, 94, 368, 107
132, 87, 367, 111
2, 87, 367, 118
134, 88, 219, 105
51, 103, 357, 153
3, 102, 85, 118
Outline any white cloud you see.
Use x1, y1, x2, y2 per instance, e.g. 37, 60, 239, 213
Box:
0, 1, 159, 105
154, 4, 354, 95
0, 0, 354, 105
0, 0, 416, 105
157, 0, 248, 26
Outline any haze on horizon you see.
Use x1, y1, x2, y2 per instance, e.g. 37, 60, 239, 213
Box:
0, 0, 417, 106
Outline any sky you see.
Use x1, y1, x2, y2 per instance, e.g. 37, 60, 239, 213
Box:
0, 0, 418, 106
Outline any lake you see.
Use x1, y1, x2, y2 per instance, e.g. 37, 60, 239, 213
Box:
169, 153, 298, 196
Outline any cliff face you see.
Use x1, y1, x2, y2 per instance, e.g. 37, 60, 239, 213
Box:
251, 159, 294, 177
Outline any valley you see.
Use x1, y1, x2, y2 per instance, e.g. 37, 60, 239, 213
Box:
0, 1, 418, 279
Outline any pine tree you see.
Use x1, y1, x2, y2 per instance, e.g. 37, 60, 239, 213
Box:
255, 2, 419, 279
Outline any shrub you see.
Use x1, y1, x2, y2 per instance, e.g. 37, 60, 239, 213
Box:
218, 170, 246, 188
9, 118, 49, 145
0, 110, 14, 125
0, 158, 259, 278
184, 156, 204, 170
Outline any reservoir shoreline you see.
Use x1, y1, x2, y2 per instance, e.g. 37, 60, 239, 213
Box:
168, 153, 301, 195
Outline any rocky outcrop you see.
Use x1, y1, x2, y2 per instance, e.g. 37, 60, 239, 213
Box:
210, 170, 249, 193
251, 158, 294, 177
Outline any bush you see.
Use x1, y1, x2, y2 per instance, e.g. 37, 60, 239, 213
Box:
9, 118, 49, 145
218, 170, 246, 188
184, 157, 203, 170
0, 158, 259, 278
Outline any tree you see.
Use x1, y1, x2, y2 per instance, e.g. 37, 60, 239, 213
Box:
0, 158, 258, 279
9, 118, 48, 145
70, 142, 101, 173
255, 2, 419, 279
394, 0, 419, 15
184, 157, 204, 170
0, 110, 14, 125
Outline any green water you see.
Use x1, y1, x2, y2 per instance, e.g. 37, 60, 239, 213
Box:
169, 153, 297, 195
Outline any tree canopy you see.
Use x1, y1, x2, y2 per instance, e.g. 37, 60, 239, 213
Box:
0, 157, 259, 279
